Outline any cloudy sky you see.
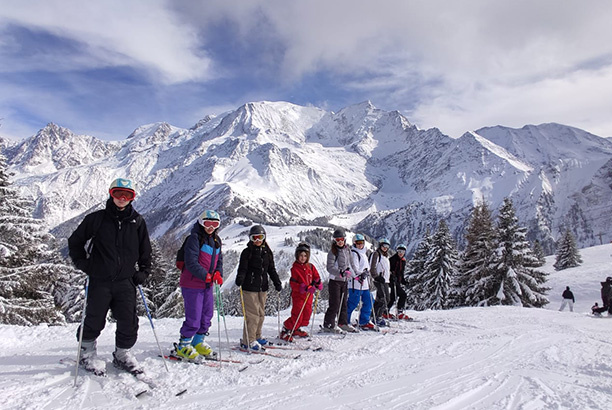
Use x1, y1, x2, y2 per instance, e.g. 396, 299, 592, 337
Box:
1, 0, 611, 141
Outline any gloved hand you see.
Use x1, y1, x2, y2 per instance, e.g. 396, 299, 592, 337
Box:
133, 271, 148, 285
306, 285, 316, 295
213, 271, 223, 285
235, 276, 243, 287
356, 274, 365, 285
205, 272, 213, 283
375, 275, 385, 284
275, 283, 283, 292
313, 280, 323, 291
340, 268, 351, 278
299, 283, 308, 293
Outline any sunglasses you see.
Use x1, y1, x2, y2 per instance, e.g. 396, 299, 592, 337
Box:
203, 220, 220, 229
334, 237, 345, 243
250, 234, 265, 242
110, 189, 135, 201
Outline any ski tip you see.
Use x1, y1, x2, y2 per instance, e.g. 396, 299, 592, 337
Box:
135, 390, 148, 398
176, 389, 188, 397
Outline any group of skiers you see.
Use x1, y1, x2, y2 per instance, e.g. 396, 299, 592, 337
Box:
68, 178, 414, 373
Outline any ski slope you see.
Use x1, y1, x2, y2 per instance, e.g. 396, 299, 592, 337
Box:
1, 244, 612, 409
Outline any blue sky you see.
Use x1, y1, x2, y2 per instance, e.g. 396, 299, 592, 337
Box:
1, 0, 612, 141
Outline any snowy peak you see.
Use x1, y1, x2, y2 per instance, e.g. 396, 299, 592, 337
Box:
475, 123, 612, 165
7, 123, 119, 175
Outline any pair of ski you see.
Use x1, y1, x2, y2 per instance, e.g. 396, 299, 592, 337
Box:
232, 346, 302, 359
61, 357, 185, 398
160, 353, 262, 372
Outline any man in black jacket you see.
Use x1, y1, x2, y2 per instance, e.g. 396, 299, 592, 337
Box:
68, 178, 152, 375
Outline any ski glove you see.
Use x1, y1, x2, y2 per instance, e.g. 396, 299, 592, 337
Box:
306, 285, 317, 295
313, 279, 323, 291
133, 271, 147, 286
275, 283, 283, 292
374, 275, 385, 284
340, 268, 352, 278
213, 271, 223, 285
235, 277, 243, 287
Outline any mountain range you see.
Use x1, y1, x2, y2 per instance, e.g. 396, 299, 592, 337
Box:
3, 100, 612, 254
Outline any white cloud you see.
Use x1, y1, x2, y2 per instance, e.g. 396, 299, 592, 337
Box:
0, 0, 212, 84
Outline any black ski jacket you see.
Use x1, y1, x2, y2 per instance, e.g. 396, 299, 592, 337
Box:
236, 241, 281, 292
389, 253, 407, 286
68, 198, 152, 282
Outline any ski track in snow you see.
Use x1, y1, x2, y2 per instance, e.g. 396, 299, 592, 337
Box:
2, 245, 612, 409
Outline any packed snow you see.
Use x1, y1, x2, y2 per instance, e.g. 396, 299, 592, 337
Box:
2, 244, 612, 409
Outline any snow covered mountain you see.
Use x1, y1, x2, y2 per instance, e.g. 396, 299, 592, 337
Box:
3, 101, 612, 253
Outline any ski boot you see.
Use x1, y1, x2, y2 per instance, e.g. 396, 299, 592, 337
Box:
292, 328, 309, 338
280, 327, 295, 342
173, 336, 202, 362
112, 347, 143, 375
192, 333, 217, 359
339, 324, 358, 333
79, 339, 106, 376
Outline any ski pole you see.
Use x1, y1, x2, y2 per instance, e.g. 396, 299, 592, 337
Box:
74, 276, 90, 387
215, 284, 234, 360
277, 296, 281, 338
214, 284, 223, 366
286, 292, 311, 341
310, 290, 319, 337
138, 285, 170, 373
239, 287, 251, 354
370, 281, 380, 331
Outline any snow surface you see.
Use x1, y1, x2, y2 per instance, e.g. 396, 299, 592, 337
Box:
2, 244, 612, 409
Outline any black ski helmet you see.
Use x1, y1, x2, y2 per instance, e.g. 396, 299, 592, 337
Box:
332, 228, 346, 238
249, 225, 266, 236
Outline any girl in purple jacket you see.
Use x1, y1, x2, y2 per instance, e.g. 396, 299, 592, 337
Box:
173, 210, 223, 361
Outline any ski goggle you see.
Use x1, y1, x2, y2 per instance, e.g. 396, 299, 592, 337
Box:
380, 243, 390, 249
250, 234, 265, 242
110, 188, 135, 201
202, 220, 220, 229
354, 240, 365, 245
334, 237, 345, 243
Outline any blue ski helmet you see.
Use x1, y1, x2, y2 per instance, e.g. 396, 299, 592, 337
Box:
109, 178, 136, 199
198, 210, 220, 227
353, 233, 365, 243
397, 244, 407, 251
379, 237, 391, 247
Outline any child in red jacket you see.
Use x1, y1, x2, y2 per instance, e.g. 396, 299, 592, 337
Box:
280, 243, 322, 341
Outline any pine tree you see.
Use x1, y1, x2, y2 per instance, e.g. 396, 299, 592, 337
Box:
405, 230, 432, 310
415, 221, 459, 310
137, 240, 171, 317
553, 230, 582, 271
458, 201, 497, 307
489, 198, 549, 307
0, 153, 65, 325
532, 240, 546, 267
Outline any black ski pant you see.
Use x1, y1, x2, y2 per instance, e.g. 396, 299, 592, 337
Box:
323, 279, 348, 328
374, 282, 390, 318
388, 281, 407, 312
77, 278, 139, 349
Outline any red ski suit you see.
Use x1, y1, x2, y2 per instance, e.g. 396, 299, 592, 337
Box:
283, 261, 321, 331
